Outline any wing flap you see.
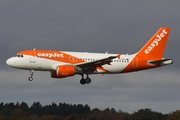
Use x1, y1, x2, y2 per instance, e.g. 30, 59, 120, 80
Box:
75, 54, 120, 67
51, 54, 120, 72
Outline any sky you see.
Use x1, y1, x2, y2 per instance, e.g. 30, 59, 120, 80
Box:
0, 0, 180, 114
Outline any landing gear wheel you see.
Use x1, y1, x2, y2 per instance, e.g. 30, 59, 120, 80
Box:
28, 70, 34, 81
28, 77, 33, 81
86, 77, 91, 84
80, 79, 86, 85
80, 74, 91, 85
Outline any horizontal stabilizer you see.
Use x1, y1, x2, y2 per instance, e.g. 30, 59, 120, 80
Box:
148, 58, 173, 66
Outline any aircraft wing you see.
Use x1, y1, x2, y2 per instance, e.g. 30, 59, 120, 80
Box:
51, 54, 120, 71
75, 54, 120, 71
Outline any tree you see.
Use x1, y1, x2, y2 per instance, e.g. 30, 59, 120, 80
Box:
166, 110, 180, 120
0, 103, 4, 111
30, 102, 42, 116
20, 102, 29, 113
130, 108, 166, 120
91, 108, 101, 114
10, 108, 28, 119
0, 108, 12, 117
110, 108, 117, 115
0, 115, 6, 120
83, 104, 91, 114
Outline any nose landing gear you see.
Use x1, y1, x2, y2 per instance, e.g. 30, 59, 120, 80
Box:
28, 70, 34, 81
80, 74, 91, 85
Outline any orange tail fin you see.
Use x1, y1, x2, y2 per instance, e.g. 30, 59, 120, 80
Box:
137, 27, 170, 59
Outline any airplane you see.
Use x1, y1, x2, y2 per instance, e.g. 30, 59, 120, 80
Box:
6, 27, 173, 85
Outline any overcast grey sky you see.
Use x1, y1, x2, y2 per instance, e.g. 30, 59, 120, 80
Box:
0, 0, 180, 114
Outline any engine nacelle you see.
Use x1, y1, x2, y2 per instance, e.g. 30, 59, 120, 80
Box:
51, 66, 75, 78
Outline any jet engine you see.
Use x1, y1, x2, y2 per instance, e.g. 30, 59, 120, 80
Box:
51, 66, 75, 78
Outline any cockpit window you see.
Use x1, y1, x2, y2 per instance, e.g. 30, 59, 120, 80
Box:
14, 54, 24, 58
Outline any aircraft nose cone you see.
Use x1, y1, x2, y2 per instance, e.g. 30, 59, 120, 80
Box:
6, 58, 15, 67
6, 58, 11, 66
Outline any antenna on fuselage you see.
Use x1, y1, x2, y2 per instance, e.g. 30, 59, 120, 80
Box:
33, 48, 36, 50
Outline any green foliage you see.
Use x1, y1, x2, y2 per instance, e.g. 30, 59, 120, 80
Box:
129, 108, 167, 120
0, 102, 91, 120
166, 110, 180, 120
0, 102, 178, 120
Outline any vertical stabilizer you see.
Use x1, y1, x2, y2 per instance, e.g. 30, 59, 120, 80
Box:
137, 28, 170, 59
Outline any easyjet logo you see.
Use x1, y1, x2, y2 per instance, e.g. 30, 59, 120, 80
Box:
37, 53, 64, 58
144, 29, 168, 54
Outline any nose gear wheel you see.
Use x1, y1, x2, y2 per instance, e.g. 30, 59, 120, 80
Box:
28, 70, 34, 81
28, 77, 33, 81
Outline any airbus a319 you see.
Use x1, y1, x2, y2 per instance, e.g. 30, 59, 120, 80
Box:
6, 28, 173, 85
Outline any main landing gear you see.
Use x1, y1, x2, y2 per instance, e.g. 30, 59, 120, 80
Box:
28, 70, 34, 81
80, 74, 91, 85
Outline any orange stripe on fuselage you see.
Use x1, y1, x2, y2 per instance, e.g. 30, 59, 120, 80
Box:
18, 50, 111, 73
96, 67, 110, 73
18, 50, 85, 64
121, 54, 160, 73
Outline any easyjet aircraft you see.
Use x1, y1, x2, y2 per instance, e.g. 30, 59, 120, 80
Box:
6, 27, 173, 85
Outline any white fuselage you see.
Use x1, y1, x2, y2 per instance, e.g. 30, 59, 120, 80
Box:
6, 51, 136, 74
